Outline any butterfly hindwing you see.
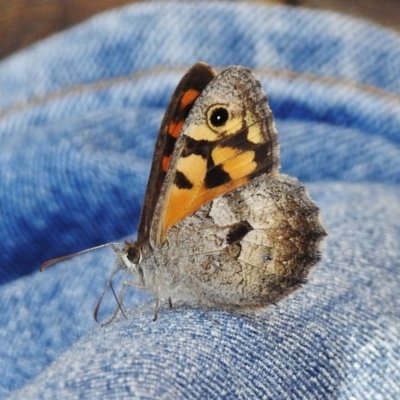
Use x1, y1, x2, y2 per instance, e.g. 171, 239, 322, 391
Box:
150, 65, 280, 245
137, 63, 216, 245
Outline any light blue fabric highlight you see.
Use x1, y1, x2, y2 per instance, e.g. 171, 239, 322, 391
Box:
1, 2, 399, 398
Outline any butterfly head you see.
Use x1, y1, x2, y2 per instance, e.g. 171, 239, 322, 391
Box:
115, 241, 143, 275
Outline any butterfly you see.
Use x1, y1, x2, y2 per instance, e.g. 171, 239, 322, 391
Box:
41, 62, 326, 322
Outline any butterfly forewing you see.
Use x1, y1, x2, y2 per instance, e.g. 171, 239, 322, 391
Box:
137, 62, 216, 245
151, 65, 280, 245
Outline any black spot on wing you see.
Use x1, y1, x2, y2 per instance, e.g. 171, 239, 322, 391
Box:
182, 136, 211, 159
164, 133, 177, 157
252, 141, 276, 176
205, 165, 231, 188
178, 123, 276, 191
221, 127, 254, 151
226, 221, 253, 245
221, 126, 277, 177
174, 171, 193, 189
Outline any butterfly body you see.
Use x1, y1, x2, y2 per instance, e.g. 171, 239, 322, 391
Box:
114, 62, 326, 315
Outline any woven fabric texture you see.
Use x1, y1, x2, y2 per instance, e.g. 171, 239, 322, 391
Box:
1, 2, 399, 398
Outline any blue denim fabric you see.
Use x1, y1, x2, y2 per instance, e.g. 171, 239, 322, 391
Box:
1, 2, 400, 398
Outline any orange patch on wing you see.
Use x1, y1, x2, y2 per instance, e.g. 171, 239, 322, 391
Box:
158, 147, 260, 241
176, 154, 206, 187
162, 155, 172, 173
161, 176, 250, 241
211, 146, 238, 165
211, 146, 257, 180
180, 89, 200, 108
168, 120, 184, 139
162, 178, 250, 239
222, 151, 256, 180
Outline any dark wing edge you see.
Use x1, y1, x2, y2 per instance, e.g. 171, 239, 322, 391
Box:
136, 62, 216, 245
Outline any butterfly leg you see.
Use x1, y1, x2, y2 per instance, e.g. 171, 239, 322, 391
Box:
152, 297, 172, 321
153, 297, 160, 322
100, 280, 142, 326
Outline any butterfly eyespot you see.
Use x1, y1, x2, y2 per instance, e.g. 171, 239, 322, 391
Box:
206, 105, 230, 130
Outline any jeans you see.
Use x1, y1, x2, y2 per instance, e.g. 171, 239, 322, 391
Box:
1, 2, 399, 398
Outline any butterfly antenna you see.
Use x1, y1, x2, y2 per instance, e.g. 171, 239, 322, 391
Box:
39, 242, 124, 272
